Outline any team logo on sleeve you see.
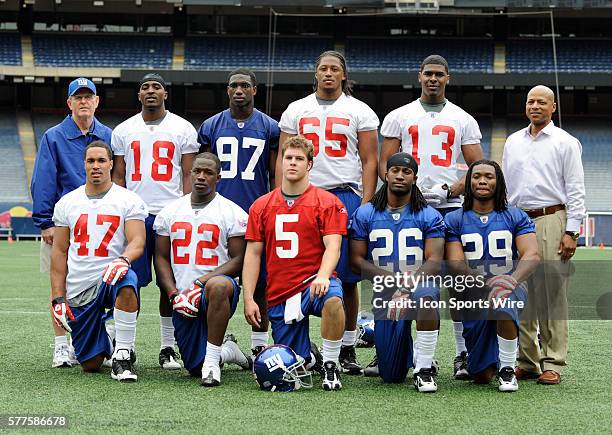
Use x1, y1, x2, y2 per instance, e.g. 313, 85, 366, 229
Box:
339, 207, 347, 215
238, 216, 248, 229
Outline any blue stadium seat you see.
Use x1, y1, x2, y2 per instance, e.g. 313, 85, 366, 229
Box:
0, 111, 30, 203
0, 32, 22, 66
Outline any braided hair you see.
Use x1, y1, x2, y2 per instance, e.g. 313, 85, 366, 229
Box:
463, 159, 508, 212
313, 50, 353, 96
370, 181, 428, 212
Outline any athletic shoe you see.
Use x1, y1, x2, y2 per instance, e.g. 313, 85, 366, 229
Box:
339, 345, 363, 375
251, 345, 266, 363
201, 363, 221, 387
322, 361, 342, 391
222, 339, 252, 371
308, 341, 324, 376
111, 349, 137, 382
413, 367, 437, 393
159, 347, 182, 370
363, 356, 379, 377
52, 343, 73, 368
453, 351, 471, 380
68, 344, 79, 365
431, 359, 440, 376
498, 367, 519, 392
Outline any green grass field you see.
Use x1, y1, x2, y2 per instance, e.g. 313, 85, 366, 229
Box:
1, 242, 611, 434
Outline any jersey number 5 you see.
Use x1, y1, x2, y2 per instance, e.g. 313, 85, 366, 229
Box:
299, 117, 350, 157
407, 124, 455, 167
130, 140, 175, 182
275, 214, 299, 258
74, 214, 120, 257
171, 222, 220, 266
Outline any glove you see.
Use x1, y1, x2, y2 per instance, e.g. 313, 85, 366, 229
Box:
421, 184, 447, 207
387, 290, 410, 321
488, 286, 513, 304
486, 275, 518, 292
102, 257, 130, 285
52, 296, 75, 332
172, 283, 203, 318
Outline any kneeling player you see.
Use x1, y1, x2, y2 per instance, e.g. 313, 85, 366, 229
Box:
445, 160, 539, 392
350, 153, 445, 392
154, 153, 251, 387
243, 136, 348, 391
51, 141, 147, 382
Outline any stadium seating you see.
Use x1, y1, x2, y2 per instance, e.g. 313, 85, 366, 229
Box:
345, 38, 494, 73
32, 34, 172, 68
0, 32, 22, 66
185, 37, 333, 70
0, 111, 30, 202
506, 39, 612, 73
477, 117, 492, 159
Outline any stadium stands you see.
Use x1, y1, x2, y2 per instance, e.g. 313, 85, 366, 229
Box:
506, 39, 612, 73
185, 36, 333, 70
345, 38, 494, 73
0, 32, 22, 66
31, 33, 172, 68
477, 117, 492, 159
0, 111, 30, 202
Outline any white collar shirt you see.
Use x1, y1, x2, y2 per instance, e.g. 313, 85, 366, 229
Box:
502, 121, 586, 232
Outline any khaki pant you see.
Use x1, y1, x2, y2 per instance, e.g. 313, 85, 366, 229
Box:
518, 209, 570, 374
40, 239, 52, 273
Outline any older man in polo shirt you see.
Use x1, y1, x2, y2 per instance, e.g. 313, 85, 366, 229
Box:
31, 77, 112, 368
502, 85, 586, 385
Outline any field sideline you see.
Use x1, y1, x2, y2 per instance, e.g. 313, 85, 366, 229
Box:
1, 241, 610, 433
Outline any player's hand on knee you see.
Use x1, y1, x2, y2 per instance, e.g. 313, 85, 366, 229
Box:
486, 275, 518, 292
244, 299, 261, 328
487, 286, 513, 304
102, 256, 130, 285
52, 296, 75, 332
310, 276, 330, 301
172, 284, 202, 318
388, 290, 410, 321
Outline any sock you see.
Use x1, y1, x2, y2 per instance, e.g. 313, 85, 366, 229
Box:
220, 342, 236, 365
342, 330, 357, 347
453, 321, 467, 356
113, 308, 137, 357
321, 338, 342, 364
250, 331, 269, 350
160, 316, 175, 350
414, 330, 438, 373
54, 335, 68, 348
497, 335, 518, 370
204, 342, 222, 367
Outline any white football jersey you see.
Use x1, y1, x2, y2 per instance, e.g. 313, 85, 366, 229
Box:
53, 184, 148, 299
153, 193, 248, 292
111, 111, 200, 214
279, 93, 379, 195
381, 100, 481, 204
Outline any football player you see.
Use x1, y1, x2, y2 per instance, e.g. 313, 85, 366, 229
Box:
243, 136, 348, 391
154, 152, 251, 386
198, 69, 280, 358
111, 73, 200, 370
277, 51, 379, 375
379, 55, 484, 378
349, 152, 445, 392
50, 141, 147, 382
444, 160, 539, 391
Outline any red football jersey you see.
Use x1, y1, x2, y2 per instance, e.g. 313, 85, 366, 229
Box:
246, 184, 348, 307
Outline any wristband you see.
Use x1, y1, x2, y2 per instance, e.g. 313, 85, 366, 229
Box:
118, 256, 131, 267
194, 279, 205, 288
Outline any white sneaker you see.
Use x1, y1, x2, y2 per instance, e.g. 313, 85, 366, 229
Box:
413, 368, 438, 393
111, 349, 137, 382
201, 363, 221, 387
52, 344, 72, 368
159, 347, 182, 370
222, 340, 252, 371
68, 344, 79, 365
322, 361, 342, 391
498, 367, 519, 392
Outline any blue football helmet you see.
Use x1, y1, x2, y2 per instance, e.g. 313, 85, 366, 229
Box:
356, 310, 375, 348
253, 345, 312, 392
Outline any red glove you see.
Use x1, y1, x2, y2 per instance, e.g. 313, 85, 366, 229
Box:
52, 296, 75, 332
102, 257, 130, 285
172, 283, 203, 318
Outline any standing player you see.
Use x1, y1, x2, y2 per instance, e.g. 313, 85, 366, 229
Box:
111, 73, 200, 370
244, 136, 348, 391
198, 69, 280, 357
379, 55, 484, 379
349, 153, 445, 392
154, 153, 251, 386
50, 141, 147, 382
277, 51, 379, 375
444, 160, 539, 391
31, 77, 112, 368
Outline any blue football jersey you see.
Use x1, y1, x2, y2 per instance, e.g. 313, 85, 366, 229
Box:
444, 207, 535, 277
349, 203, 445, 272
198, 109, 280, 213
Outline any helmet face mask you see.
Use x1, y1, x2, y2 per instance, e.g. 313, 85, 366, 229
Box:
254, 345, 313, 392
356, 310, 375, 348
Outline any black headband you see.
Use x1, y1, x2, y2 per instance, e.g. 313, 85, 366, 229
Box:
387, 152, 418, 175
139, 73, 166, 89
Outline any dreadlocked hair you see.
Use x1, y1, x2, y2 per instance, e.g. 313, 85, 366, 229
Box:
313, 50, 353, 96
463, 159, 508, 212
370, 181, 428, 212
